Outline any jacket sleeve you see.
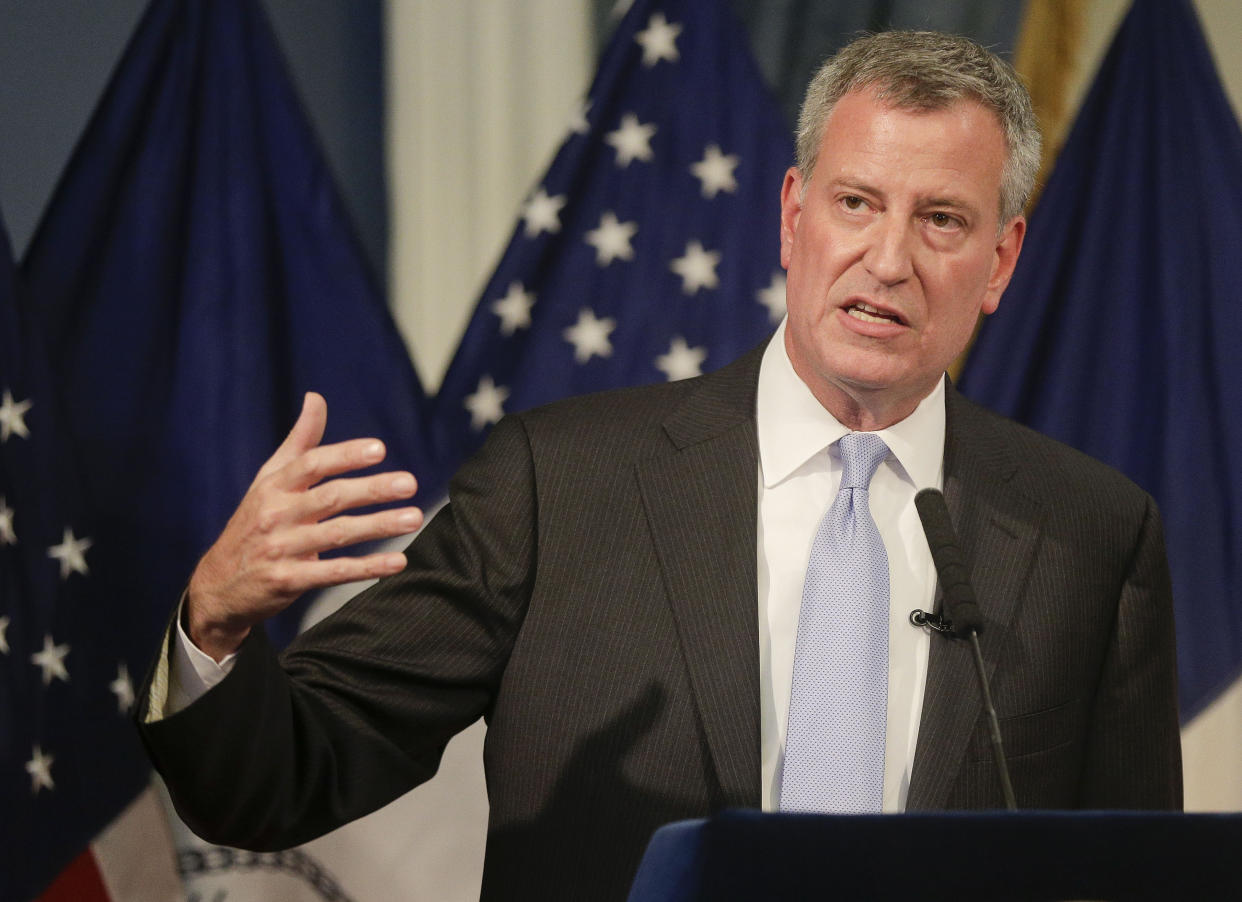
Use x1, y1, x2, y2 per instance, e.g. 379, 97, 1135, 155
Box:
135, 414, 538, 849
1077, 493, 1183, 809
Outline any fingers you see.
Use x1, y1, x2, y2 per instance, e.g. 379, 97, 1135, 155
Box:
266, 507, 423, 560
290, 470, 418, 524
270, 550, 411, 597
270, 436, 390, 493
257, 392, 329, 480
258, 395, 330, 479
288, 392, 328, 455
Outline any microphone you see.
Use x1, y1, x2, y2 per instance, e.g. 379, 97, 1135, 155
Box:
913, 488, 1017, 811
913, 489, 983, 637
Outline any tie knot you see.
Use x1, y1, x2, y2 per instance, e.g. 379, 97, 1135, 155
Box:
837, 432, 889, 490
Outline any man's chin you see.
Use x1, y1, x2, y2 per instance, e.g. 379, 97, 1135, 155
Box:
827, 365, 942, 411
824, 355, 914, 396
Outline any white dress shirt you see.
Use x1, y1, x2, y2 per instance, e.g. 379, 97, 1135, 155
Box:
756, 319, 944, 812
166, 320, 947, 818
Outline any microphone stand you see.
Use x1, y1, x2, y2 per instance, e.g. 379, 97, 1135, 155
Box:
964, 626, 1017, 811
913, 488, 1017, 812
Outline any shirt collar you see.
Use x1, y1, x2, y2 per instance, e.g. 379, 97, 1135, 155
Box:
756, 317, 946, 490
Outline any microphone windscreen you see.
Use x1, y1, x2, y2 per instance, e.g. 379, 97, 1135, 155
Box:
914, 488, 984, 637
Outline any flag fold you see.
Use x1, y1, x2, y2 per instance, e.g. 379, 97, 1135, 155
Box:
21, 0, 443, 650
960, 0, 1242, 719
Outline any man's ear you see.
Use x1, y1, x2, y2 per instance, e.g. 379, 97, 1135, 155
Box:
779, 167, 804, 270
982, 215, 1026, 315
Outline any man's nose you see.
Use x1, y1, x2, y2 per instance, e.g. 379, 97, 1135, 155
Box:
862, 216, 914, 285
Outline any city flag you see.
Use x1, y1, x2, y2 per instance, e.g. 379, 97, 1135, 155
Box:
959, 0, 1242, 720
20, 0, 444, 653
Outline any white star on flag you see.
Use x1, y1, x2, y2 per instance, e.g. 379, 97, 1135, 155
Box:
670, 240, 722, 294
605, 113, 657, 167
26, 745, 55, 794
521, 187, 567, 238
690, 144, 740, 198
491, 282, 536, 336
563, 309, 617, 363
110, 662, 136, 714
428, 0, 795, 493
48, 526, 92, 579
635, 12, 682, 67
757, 271, 788, 323
31, 634, 70, 686
0, 615, 9, 655
464, 376, 509, 432
585, 211, 638, 266
0, 388, 32, 442
655, 337, 708, 381
0, 495, 15, 545
568, 98, 592, 136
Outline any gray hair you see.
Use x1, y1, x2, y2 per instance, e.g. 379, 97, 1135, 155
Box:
796, 30, 1041, 224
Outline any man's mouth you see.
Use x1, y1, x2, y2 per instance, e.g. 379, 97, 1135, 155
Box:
845, 301, 904, 325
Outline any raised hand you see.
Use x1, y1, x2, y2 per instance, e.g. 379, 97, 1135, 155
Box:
185, 392, 423, 660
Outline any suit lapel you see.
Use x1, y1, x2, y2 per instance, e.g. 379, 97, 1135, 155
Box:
907, 386, 1045, 809
636, 344, 765, 809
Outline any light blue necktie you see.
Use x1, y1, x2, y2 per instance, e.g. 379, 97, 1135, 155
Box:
780, 432, 891, 813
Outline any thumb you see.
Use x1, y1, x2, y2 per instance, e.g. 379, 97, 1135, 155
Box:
261, 392, 327, 476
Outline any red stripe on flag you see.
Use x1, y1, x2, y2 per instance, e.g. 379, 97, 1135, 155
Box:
38, 848, 112, 902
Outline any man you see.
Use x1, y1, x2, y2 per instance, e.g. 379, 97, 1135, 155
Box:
137, 30, 1181, 900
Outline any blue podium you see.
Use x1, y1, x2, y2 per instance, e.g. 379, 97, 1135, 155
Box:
628, 809, 1242, 901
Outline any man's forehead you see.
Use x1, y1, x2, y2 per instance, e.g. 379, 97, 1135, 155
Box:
815, 89, 1006, 209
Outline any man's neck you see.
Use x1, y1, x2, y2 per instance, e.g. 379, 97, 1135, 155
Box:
810, 381, 938, 433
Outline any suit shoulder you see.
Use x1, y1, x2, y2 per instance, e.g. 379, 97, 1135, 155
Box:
511, 339, 766, 457
519, 374, 697, 432
950, 390, 1154, 512
445, 377, 702, 500
502, 378, 694, 468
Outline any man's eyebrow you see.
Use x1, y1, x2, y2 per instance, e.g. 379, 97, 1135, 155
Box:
832, 178, 883, 196
921, 195, 975, 211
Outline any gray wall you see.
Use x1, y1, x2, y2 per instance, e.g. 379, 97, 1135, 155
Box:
0, 0, 386, 277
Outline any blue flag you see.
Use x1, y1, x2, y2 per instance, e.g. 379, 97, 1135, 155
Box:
1, 209, 155, 897
430, 0, 792, 468
959, 0, 1242, 719
21, 0, 444, 650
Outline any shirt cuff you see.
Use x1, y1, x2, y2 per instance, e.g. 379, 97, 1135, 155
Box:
145, 595, 239, 721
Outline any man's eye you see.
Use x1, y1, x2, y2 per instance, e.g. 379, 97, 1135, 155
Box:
842, 195, 866, 211
928, 212, 957, 228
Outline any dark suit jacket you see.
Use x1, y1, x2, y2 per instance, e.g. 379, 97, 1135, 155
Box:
137, 342, 1182, 901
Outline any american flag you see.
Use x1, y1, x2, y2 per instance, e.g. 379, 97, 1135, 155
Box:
429, 0, 794, 469
0, 215, 176, 900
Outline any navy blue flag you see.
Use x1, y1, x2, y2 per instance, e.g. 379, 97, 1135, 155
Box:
959, 0, 1242, 719
1, 212, 154, 898
430, 0, 792, 467
21, 0, 444, 650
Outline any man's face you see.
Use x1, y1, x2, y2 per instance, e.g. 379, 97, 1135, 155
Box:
779, 89, 1025, 425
